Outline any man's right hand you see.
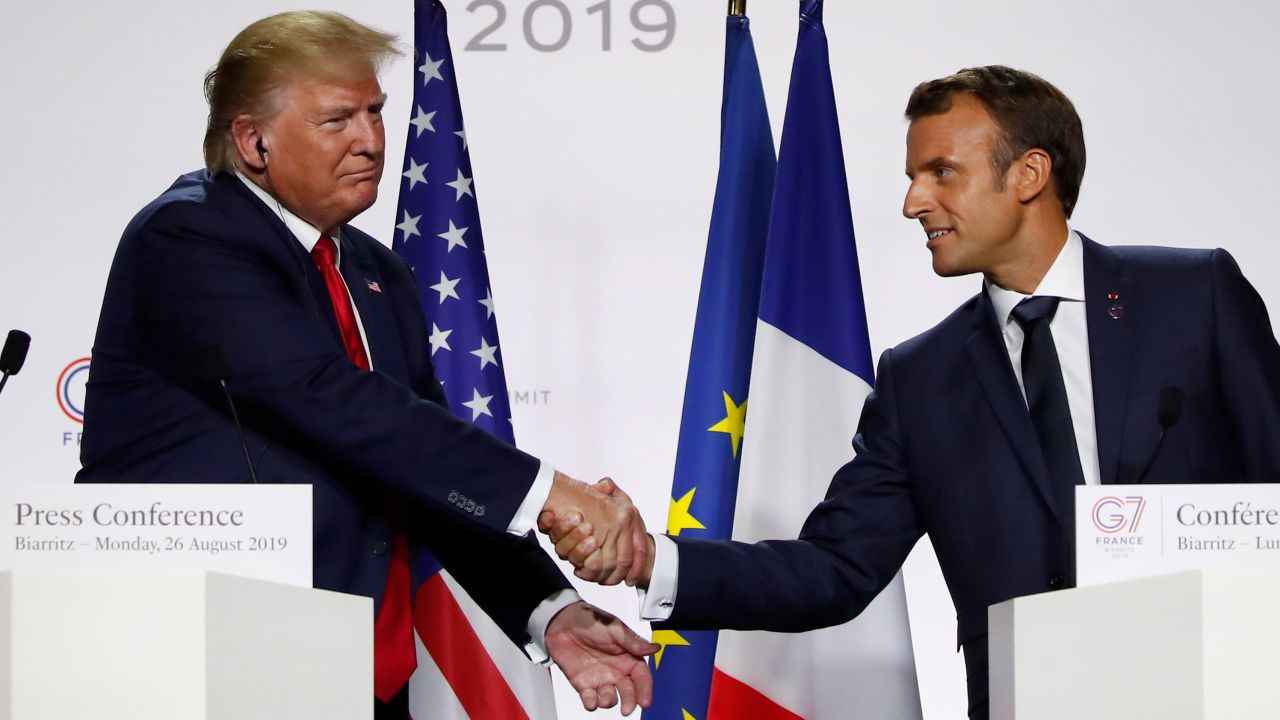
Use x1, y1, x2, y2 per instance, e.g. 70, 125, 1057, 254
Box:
540, 473, 649, 586
540, 477, 656, 588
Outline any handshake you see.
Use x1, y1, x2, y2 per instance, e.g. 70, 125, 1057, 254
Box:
539, 472, 655, 588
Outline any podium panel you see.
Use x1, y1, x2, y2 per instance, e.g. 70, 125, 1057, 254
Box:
0, 570, 371, 720
989, 569, 1280, 720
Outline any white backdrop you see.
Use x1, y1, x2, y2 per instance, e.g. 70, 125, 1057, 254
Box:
3, 1, 1279, 717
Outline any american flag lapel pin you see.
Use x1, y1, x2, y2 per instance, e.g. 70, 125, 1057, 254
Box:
366, 279, 382, 294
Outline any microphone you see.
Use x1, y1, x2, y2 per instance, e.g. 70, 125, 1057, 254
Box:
200, 346, 259, 484
0, 330, 32, 398
1135, 386, 1185, 484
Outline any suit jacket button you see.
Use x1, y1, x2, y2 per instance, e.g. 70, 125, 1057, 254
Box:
1048, 575, 1064, 589
373, 541, 389, 556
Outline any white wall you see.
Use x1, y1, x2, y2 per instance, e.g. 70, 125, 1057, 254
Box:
2, 1, 1277, 717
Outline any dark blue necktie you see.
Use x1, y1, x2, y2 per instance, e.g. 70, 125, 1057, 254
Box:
1012, 296, 1085, 583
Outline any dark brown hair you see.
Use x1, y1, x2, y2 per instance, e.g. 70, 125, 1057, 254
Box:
906, 65, 1085, 218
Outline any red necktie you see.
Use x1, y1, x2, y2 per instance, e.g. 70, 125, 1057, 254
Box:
310, 236, 417, 701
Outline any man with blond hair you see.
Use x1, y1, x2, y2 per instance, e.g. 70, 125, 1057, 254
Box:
79, 11, 652, 718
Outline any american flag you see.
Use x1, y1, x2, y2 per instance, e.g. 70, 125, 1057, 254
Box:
392, 1, 556, 718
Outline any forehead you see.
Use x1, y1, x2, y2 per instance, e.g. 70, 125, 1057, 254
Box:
279, 67, 384, 109
905, 94, 999, 165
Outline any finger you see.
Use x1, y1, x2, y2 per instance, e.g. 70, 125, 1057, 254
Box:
625, 525, 647, 586
595, 683, 619, 709
565, 532, 599, 567
617, 676, 638, 716
605, 479, 633, 505
537, 510, 556, 533
548, 512, 583, 544
632, 656, 655, 709
613, 623, 660, 658
553, 519, 592, 560
595, 477, 616, 495
578, 687, 599, 712
576, 549, 605, 582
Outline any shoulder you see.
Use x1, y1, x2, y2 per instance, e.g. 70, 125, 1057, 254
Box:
891, 293, 983, 360
342, 224, 414, 280
123, 170, 271, 241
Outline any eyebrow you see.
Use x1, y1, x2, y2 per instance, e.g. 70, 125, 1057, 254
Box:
906, 156, 955, 178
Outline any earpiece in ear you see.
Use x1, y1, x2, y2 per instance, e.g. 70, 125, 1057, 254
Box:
256, 139, 267, 161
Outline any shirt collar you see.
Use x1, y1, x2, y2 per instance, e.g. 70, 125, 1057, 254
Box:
235, 171, 336, 255
987, 227, 1085, 327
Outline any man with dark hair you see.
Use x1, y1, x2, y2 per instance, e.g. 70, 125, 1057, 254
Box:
548, 65, 1280, 718
79, 11, 653, 718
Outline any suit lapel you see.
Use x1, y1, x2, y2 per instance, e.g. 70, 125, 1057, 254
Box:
1081, 234, 1133, 485
965, 291, 1063, 522
338, 232, 411, 385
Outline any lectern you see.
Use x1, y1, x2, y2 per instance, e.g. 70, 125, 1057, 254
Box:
0, 569, 371, 719
989, 568, 1280, 719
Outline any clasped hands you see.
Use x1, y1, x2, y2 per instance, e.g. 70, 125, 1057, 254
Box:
540, 472, 654, 588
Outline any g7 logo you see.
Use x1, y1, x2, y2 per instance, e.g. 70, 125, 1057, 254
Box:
1092, 496, 1147, 534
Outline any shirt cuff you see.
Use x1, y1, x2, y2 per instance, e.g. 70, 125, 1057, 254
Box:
507, 462, 555, 535
637, 533, 678, 621
523, 587, 582, 664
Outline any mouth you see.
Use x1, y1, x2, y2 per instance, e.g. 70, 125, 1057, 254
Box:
925, 228, 953, 248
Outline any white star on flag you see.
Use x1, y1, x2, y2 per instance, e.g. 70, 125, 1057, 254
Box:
409, 106, 437, 137
402, 158, 429, 190
470, 337, 499, 369
428, 323, 453, 356
430, 271, 461, 304
437, 220, 469, 252
454, 130, 468, 150
445, 169, 474, 201
461, 388, 493, 419
396, 211, 422, 240
478, 288, 495, 319
419, 53, 445, 85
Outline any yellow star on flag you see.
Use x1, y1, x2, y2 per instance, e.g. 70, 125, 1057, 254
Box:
707, 391, 747, 457
651, 629, 690, 668
668, 488, 706, 536
682, 711, 698, 720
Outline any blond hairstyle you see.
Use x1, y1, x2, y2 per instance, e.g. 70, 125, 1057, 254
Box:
202, 11, 401, 173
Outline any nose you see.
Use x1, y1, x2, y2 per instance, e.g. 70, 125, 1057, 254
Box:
902, 178, 932, 220
352, 113, 384, 158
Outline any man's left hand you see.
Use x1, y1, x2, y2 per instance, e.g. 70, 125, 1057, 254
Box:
546, 601, 658, 715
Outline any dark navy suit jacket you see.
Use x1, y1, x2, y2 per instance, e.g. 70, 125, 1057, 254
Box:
666, 236, 1280, 718
77, 170, 569, 647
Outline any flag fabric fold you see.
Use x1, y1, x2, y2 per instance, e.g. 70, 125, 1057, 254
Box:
645, 12, 776, 720
392, 1, 556, 718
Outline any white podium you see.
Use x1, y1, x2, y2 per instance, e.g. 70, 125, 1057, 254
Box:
989, 569, 1280, 719
0, 569, 371, 720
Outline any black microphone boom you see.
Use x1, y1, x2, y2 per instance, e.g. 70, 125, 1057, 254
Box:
0, 329, 32, 398
1135, 386, 1186, 484
200, 346, 259, 484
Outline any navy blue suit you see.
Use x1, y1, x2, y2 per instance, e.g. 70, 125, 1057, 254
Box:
665, 236, 1280, 718
77, 170, 569, 646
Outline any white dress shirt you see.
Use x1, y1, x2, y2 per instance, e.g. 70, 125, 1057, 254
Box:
640, 227, 1102, 621
236, 173, 574, 659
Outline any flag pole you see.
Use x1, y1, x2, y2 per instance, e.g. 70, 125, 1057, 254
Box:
728, 0, 746, 17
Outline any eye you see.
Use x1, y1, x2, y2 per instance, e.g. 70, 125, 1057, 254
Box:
935, 166, 953, 178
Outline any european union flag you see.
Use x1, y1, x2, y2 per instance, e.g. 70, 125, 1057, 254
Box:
646, 12, 776, 720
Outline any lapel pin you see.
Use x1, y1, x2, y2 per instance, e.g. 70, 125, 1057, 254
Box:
366, 279, 382, 294
1105, 292, 1124, 319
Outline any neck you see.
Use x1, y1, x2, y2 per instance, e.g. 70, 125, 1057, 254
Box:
984, 206, 1070, 294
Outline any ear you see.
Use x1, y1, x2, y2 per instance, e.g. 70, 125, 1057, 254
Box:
1013, 148, 1053, 205
230, 114, 268, 173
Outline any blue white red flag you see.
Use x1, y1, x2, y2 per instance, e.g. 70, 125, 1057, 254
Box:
392, 1, 556, 718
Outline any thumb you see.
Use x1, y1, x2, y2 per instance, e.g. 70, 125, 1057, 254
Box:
613, 624, 660, 657
595, 477, 617, 495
